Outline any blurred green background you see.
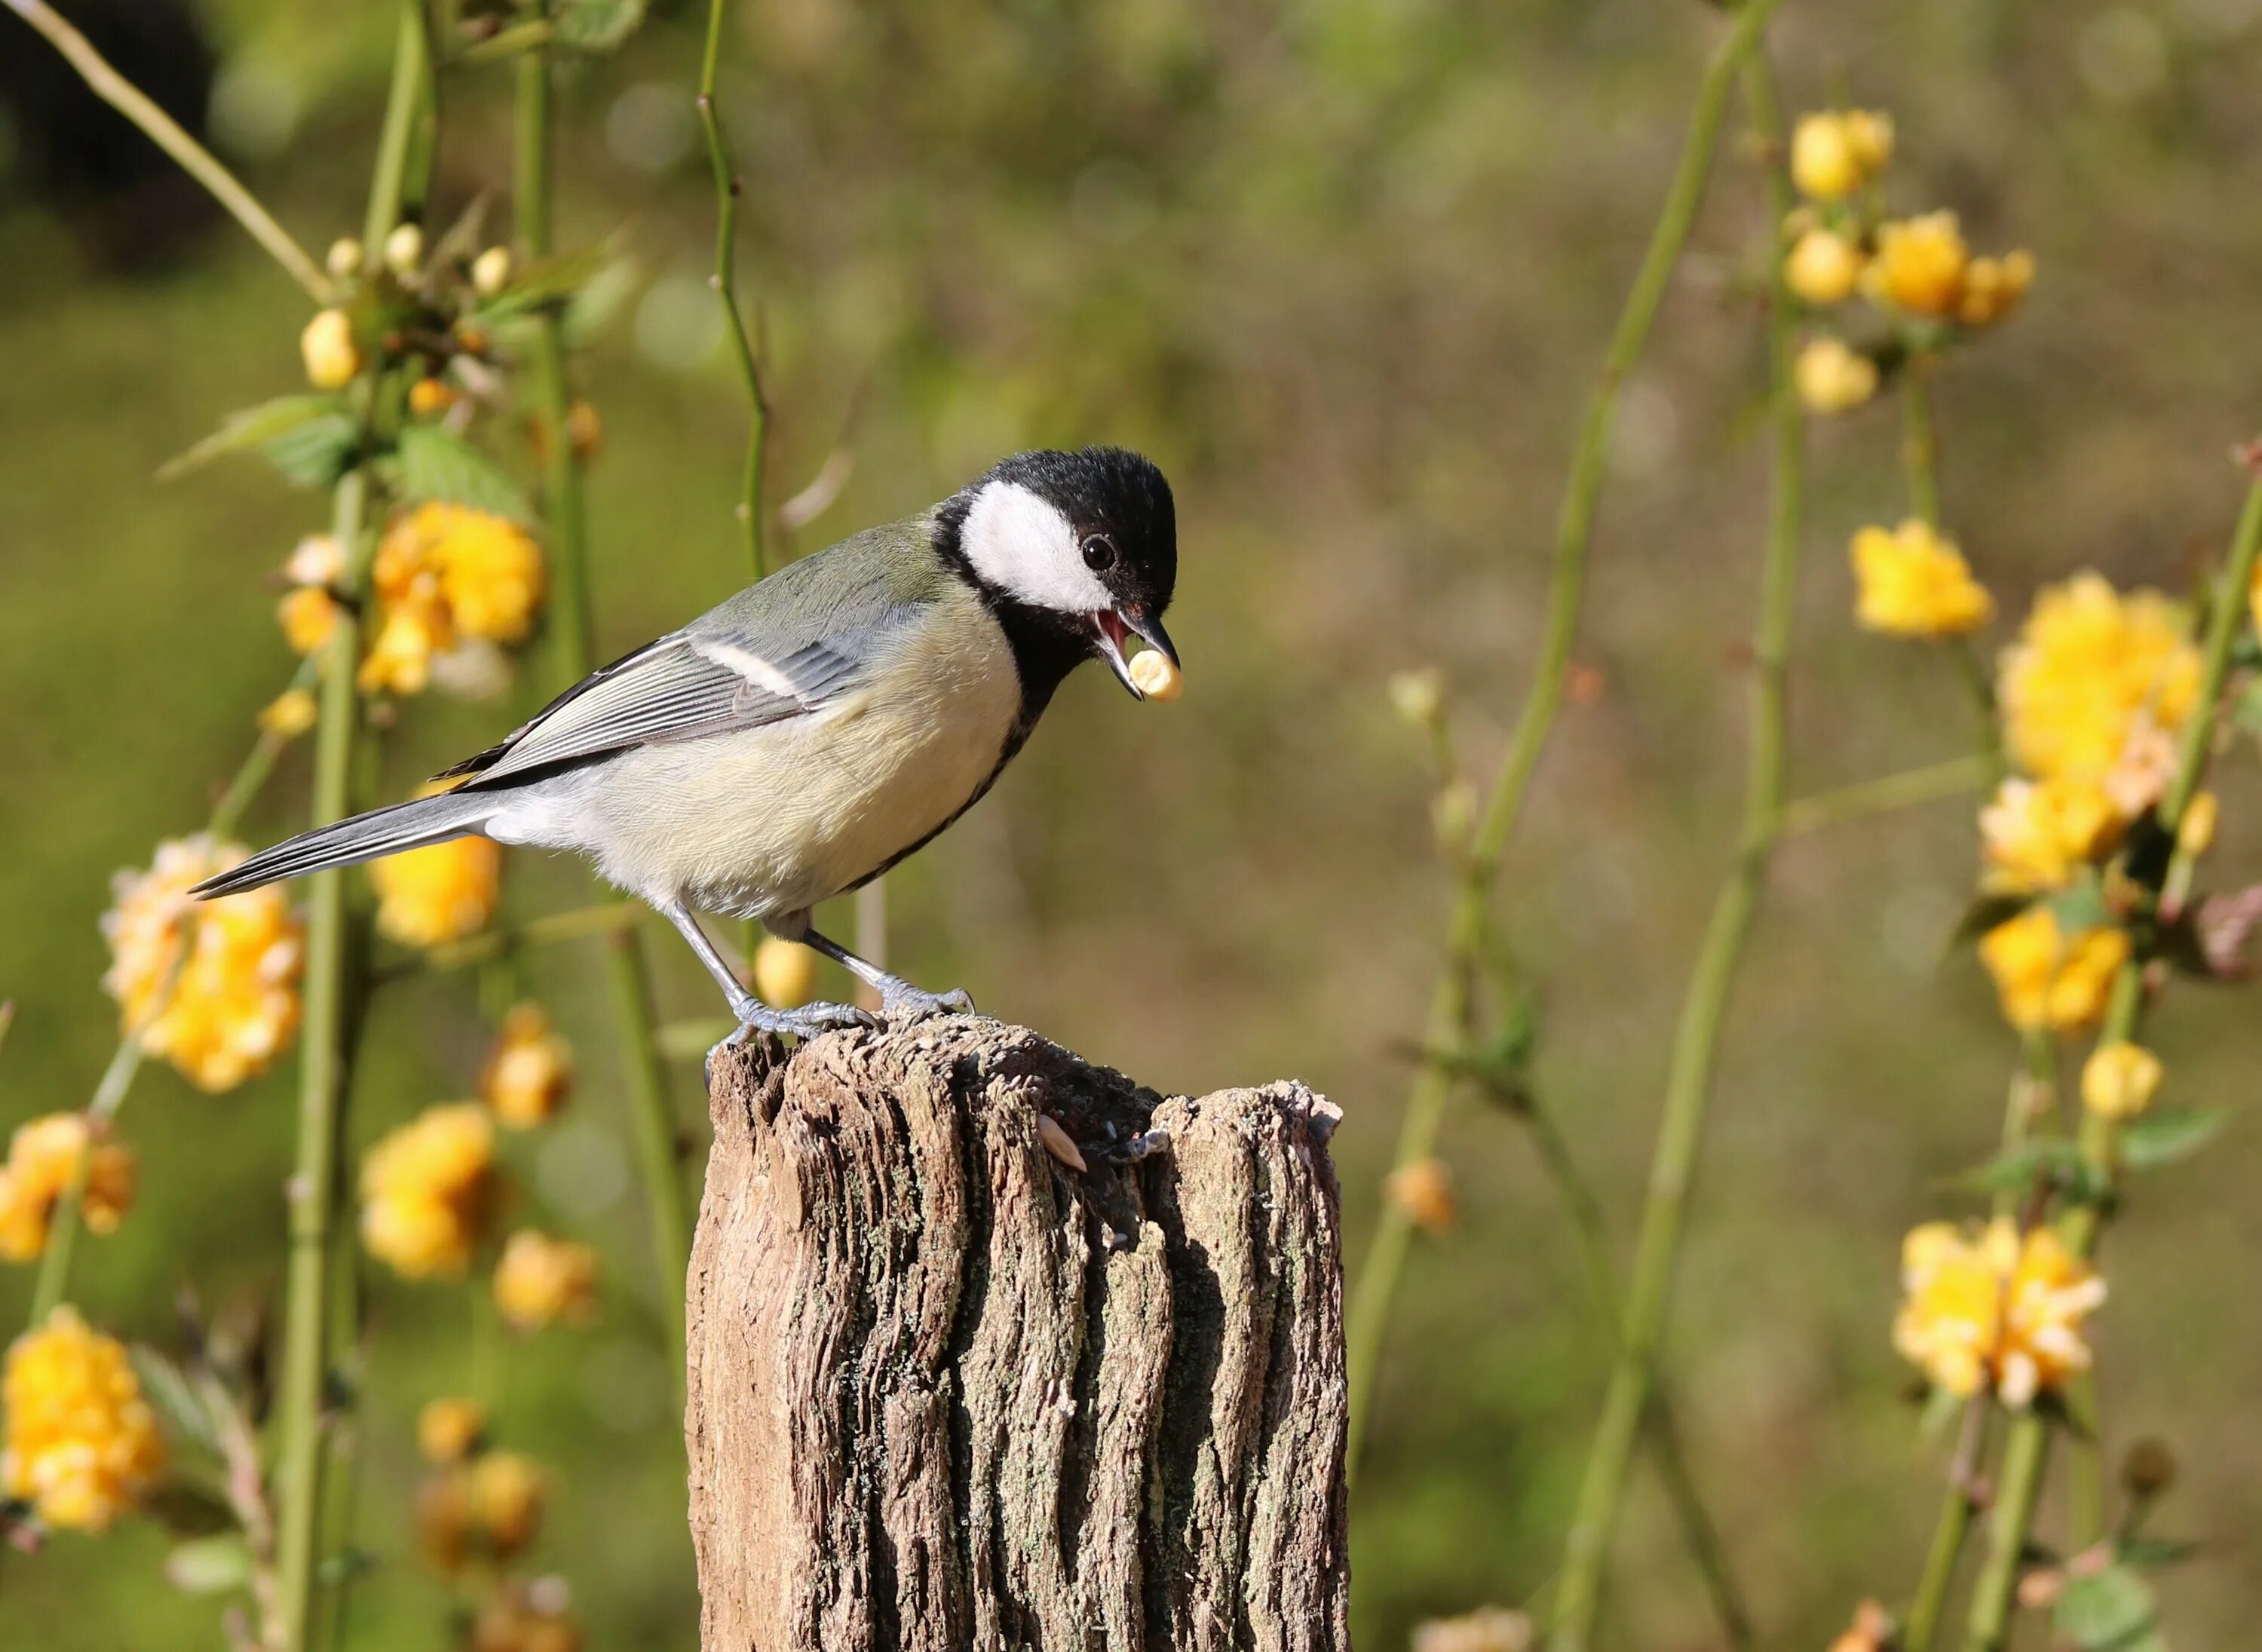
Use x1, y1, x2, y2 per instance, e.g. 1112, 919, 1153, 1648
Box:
6, 0, 2262, 1646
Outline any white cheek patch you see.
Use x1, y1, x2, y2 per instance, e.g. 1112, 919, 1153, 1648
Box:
959, 480, 1113, 613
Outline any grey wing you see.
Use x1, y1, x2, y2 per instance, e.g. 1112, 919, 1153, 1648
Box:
440, 628, 872, 790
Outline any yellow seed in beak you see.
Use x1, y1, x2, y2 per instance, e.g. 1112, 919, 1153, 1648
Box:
1129, 649, 1182, 701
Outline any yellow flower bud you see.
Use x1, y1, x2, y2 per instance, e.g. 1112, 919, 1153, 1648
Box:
384, 221, 425, 274
753, 936, 818, 1010
567, 400, 602, 461
1957, 250, 2036, 327
259, 688, 319, 740
418, 1396, 487, 1464
1129, 648, 1183, 700
326, 237, 364, 280
1795, 337, 1879, 414
1784, 228, 1865, 306
1791, 113, 1864, 201
1870, 212, 1970, 317
2081, 1041, 2163, 1121
301, 308, 362, 391
493, 1229, 599, 1331
471, 246, 513, 297
285, 534, 345, 587
408, 377, 457, 418
2178, 790, 2219, 859
1388, 668, 1448, 731
468, 1451, 545, 1554
1978, 907, 2129, 1033
359, 1103, 496, 1278
1841, 110, 1895, 174
1386, 1157, 1455, 1232
480, 1004, 572, 1129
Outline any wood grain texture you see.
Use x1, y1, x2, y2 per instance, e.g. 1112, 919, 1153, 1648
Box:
685, 1016, 1350, 1652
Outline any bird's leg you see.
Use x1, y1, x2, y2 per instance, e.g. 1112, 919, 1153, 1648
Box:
800, 928, 976, 1025
656, 900, 877, 1050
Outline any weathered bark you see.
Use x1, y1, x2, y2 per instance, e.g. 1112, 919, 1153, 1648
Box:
685, 1015, 1350, 1652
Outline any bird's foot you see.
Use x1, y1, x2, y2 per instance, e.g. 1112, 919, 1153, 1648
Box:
878, 982, 976, 1025
704, 998, 879, 1082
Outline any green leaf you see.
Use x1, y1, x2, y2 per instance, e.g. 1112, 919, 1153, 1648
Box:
2055, 1564, 2164, 1652
2044, 878, 2113, 935
129, 1344, 218, 1458
2119, 1537, 2202, 1569
464, 244, 613, 325
390, 424, 535, 523
1952, 1137, 2105, 1201
552, 0, 648, 52
562, 256, 641, 347
157, 396, 357, 488
2119, 1107, 2229, 1171
165, 1533, 253, 1595
1951, 892, 2034, 949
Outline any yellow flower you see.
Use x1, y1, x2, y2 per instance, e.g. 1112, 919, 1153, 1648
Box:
467, 1451, 545, 1553
1791, 111, 1890, 201
1784, 228, 1866, 306
1893, 1218, 2104, 1407
1850, 519, 1994, 637
277, 586, 343, 657
480, 1005, 572, 1129
418, 1396, 487, 1465
383, 222, 423, 275
101, 836, 302, 1093
368, 789, 501, 948
1978, 777, 2119, 894
1869, 212, 1970, 317
0, 1115, 135, 1264
259, 688, 319, 739
753, 937, 818, 1010
2178, 790, 2219, 859
1957, 250, 2036, 327
493, 1230, 599, 1331
1386, 1157, 1456, 1233
360, 1102, 496, 1279
2081, 1041, 2163, 1121
1978, 907, 2130, 1033
1795, 337, 1879, 413
300, 308, 361, 390
2, 1307, 166, 1531
2000, 575, 2202, 785
285, 534, 345, 587
382, 504, 547, 646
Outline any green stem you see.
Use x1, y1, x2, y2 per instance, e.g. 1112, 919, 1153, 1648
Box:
1522, 1094, 1756, 1650
2, 0, 333, 301
1549, 51, 1803, 1650
1905, 1400, 1994, 1652
276, 11, 431, 1645
1778, 752, 1991, 837
513, 35, 691, 1418
1342, 0, 1786, 1480
695, 0, 769, 579
1903, 362, 1942, 529
1961, 477, 2262, 1651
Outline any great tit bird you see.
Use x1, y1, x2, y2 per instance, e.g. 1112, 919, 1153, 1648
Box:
193, 446, 1179, 1039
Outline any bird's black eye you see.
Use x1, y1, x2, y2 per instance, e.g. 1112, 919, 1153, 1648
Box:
1081, 533, 1117, 572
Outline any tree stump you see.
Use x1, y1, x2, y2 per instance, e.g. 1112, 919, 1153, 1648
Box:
685, 1016, 1350, 1652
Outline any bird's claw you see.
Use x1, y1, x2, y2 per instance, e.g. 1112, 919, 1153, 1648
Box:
879, 983, 976, 1025
704, 999, 879, 1079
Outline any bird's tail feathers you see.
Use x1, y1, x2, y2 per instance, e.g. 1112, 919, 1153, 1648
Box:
190, 789, 495, 900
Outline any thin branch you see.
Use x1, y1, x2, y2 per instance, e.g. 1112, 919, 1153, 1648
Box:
2, 0, 333, 302
1549, 47, 1804, 1650
1779, 752, 1992, 837
1342, 0, 1788, 1482
695, 0, 771, 580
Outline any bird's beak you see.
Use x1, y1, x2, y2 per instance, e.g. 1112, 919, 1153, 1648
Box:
1093, 605, 1179, 698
